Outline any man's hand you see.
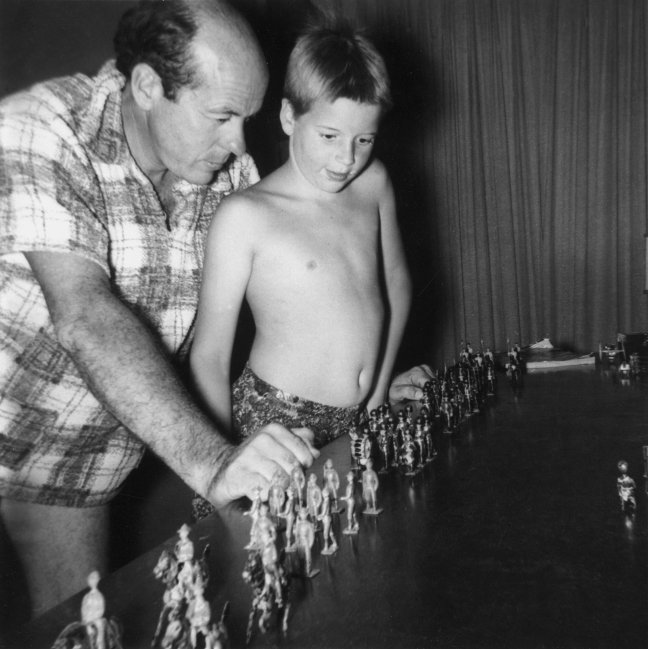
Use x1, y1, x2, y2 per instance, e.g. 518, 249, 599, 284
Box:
388, 364, 435, 403
207, 424, 319, 507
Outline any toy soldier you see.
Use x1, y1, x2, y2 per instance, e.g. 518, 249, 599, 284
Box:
306, 473, 323, 522
322, 458, 341, 511
318, 488, 338, 555
295, 507, 318, 577
342, 472, 359, 535
362, 459, 383, 515
281, 485, 298, 551
81, 571, 108, 649
617, 460, 637, 513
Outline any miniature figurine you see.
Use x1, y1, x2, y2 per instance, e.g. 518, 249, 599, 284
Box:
175, 523, 195, 567
617, 460, 637, 513
294, 507, 319, 578
306, 473, 323, 522
399, 430, 418, 475
242, 549, 290, 644
342, 471, 359, 535
362, 459, 383, 515
52, 571, 123, 649
268, 480, 286, 519
290, 465, 306, 506
322, 458, 341, 511
259, 527, 285, 607
318, 488, 338, 555
280, 485, 298, 551
186, 576, 211, 649
247, 502, 276, 550
377, 424, 391, 472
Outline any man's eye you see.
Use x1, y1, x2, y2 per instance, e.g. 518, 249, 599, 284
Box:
320, 133, 336, 140
359, 137, 375, 146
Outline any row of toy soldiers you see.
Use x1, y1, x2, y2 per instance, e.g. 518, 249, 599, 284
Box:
350, 404, 437, 475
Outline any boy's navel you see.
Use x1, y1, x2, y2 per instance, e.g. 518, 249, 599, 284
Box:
306, 260, 318, 270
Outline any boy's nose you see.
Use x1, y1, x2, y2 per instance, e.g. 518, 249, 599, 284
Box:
337, 141, 355, 166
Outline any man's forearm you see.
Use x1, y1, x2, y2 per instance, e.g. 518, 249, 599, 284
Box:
57, 295, 231, 498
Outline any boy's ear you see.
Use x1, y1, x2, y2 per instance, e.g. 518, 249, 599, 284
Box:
130, 63, 165, 110
279, 98, 296, 136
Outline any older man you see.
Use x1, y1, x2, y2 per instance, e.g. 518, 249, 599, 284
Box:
0, 0, 318, 615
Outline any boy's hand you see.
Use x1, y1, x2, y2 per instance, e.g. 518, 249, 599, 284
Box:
207, 423, 319, 506
388, 364, 435, 403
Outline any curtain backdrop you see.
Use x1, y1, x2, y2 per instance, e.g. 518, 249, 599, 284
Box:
261, 0, 648, 368
3, 1, 647, 369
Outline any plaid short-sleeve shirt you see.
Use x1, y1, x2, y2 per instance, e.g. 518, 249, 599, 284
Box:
0, 61, 259, 506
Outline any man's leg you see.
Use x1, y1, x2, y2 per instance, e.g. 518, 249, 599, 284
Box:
0, 498, 108, 617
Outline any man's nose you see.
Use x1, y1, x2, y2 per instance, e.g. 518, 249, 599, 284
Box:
225, 119, 246, 157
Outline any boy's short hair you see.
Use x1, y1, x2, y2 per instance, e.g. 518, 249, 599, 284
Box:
283, 22, 392, 117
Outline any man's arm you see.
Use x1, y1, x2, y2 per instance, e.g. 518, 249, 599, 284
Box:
25, 250, 318, 506
366, 164, 412, 411
190, 194, 255, 430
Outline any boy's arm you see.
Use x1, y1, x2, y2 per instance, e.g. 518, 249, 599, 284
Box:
190, 194, 256, 431
366, 165, 412, 411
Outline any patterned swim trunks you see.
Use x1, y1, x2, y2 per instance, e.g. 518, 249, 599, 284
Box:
191, 364, 363, 520
232, 364, 362, 447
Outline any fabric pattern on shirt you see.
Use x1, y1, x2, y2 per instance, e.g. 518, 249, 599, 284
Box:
0, 60, 259, 506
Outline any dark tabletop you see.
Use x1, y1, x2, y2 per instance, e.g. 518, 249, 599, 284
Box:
20, 367, 648, 649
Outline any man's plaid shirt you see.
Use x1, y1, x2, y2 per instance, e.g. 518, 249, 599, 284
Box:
0, 61, 259, 506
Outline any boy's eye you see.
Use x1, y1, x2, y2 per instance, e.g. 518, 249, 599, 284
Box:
320, 133, 336, 140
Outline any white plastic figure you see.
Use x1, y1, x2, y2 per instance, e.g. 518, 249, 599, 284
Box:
362, 459, 383, 515
268, 480, 286, 518
306, 473, 323, 522
174, 523, 195, 566
81, 571, 108, 649
247, 502, 276, 550
290, 465, 306, 506
281, 485, 297, 551
322, 459, 341, 511
342, 471, 359, 535
318, 488, 338, 555
294, 507, 319, 578
186, 576, 211, 649
617, 460, 637, 513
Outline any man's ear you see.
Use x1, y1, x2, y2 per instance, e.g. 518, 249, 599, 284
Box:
129, 63, 165, 110
279, 98, 296, 136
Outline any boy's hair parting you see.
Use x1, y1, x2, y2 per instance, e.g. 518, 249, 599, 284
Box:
283, 20, 392, 116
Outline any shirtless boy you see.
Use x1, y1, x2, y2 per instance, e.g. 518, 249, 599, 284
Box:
190, 24, 411, 510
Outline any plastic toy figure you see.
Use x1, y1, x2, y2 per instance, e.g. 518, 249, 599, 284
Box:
243, 486, 263, 523
362, 459, 383, 515
290, 465, 306, 506
259, 527, 285, 607
306, 473, 323, 522
377, 424, 391, 472
52, 571, 123, 649
186, 576, 211, 649
294, 507, 319, 577
268, 480, 286, 519
399, 430, 418, 475
247, 502, 276, 550
175, 523, 195, 567
349, 426, 372, 470
318, 488, 338, 555
414, 418, 427, 468
342, 471, 359, 535
242, 549, 290, 644
617, 460, 637, 513
322, 459, 341, 511
280, 485, 298, 551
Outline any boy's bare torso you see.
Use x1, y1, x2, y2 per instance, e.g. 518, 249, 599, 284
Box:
243, 163, 386, 408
